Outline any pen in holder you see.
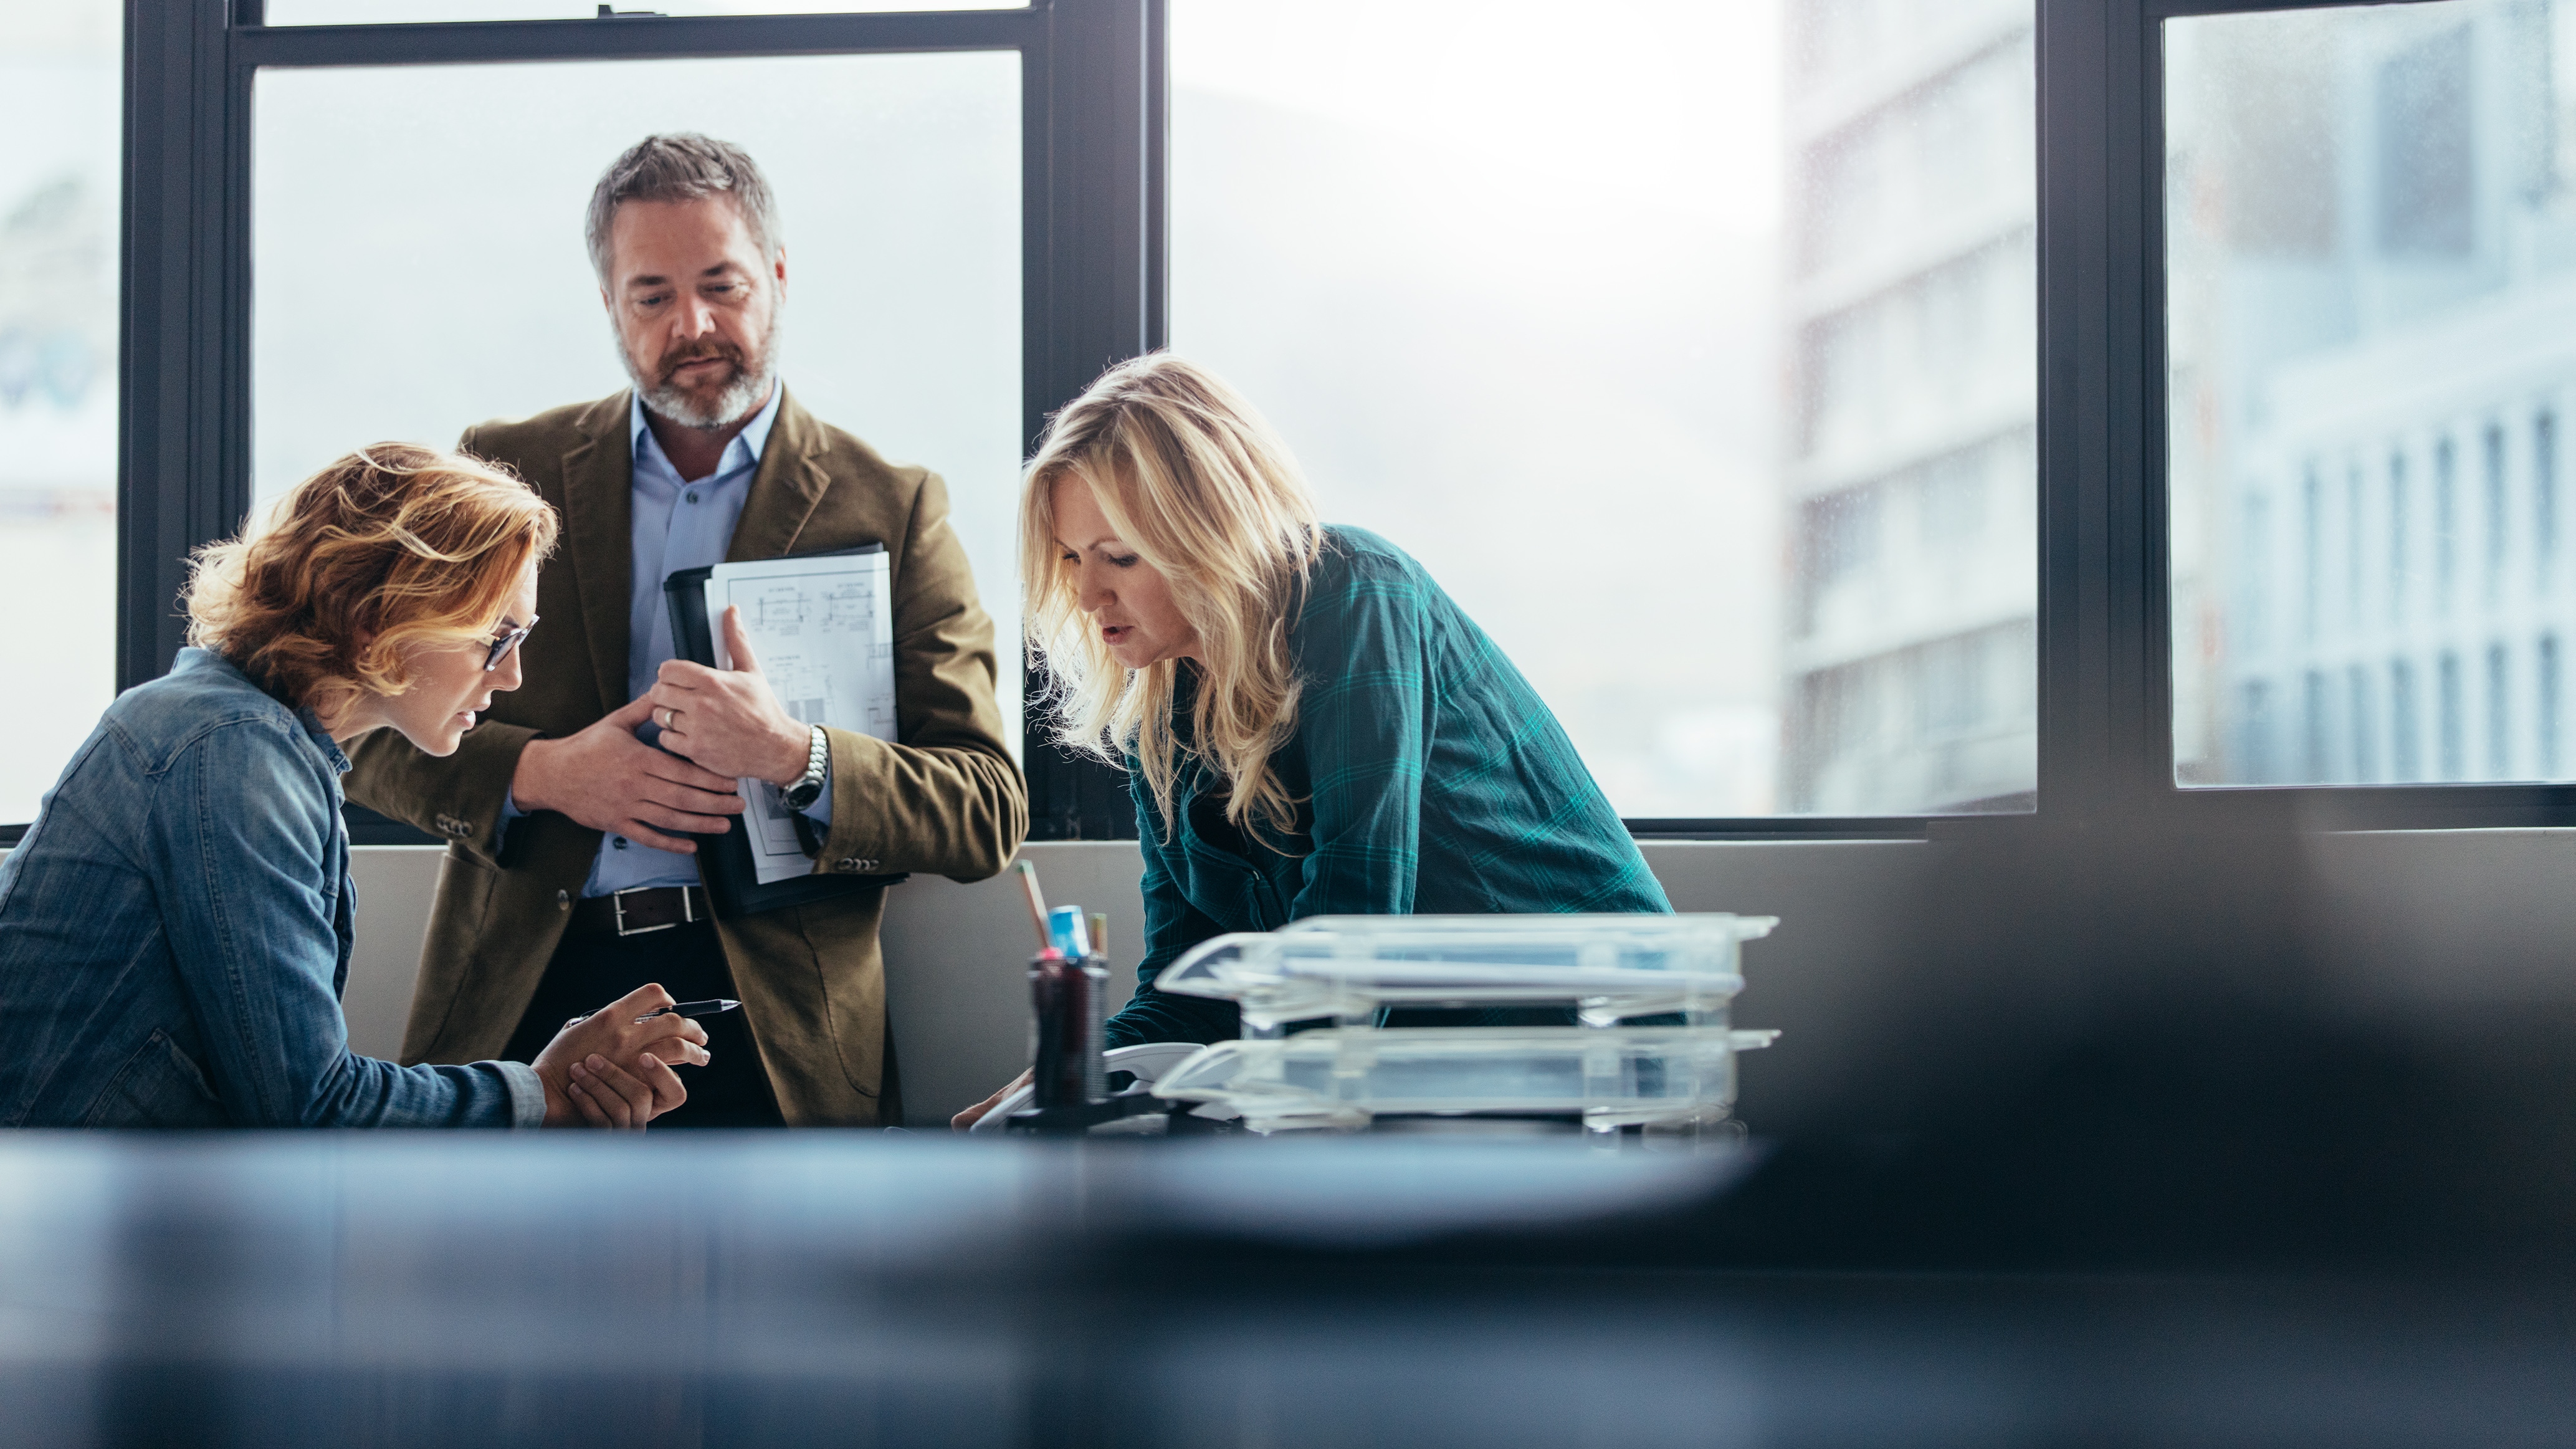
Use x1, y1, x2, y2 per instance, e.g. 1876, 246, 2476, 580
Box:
1033, 906, 1107, 1109
1004, 863, 1153, 1134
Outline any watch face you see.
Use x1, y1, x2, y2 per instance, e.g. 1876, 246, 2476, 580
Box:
784, 726, 828, 810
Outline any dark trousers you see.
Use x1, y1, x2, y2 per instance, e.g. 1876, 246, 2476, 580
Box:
501, 919, 785, 1128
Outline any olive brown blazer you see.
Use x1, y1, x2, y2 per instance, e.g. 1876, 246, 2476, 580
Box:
345, 388, 1028, 1126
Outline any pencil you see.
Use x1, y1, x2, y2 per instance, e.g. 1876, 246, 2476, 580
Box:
1014, 859, 1051, 952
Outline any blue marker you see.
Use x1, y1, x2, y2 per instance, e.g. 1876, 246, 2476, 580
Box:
1047, 905, 1092, 959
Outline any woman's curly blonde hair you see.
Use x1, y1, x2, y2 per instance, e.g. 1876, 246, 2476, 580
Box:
185, 444, 558, 724
1021, 354, 1322, 844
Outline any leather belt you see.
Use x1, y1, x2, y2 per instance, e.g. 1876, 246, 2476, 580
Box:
568, 885, 708, 939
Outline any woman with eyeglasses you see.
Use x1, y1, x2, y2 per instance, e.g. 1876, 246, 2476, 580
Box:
0, 444, 710, 1128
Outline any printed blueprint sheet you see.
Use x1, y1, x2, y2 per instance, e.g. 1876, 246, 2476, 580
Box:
703, 552, 896, 884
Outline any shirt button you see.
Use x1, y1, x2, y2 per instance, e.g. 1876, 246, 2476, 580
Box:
685, 490, 699, 505
613, 837, 629, 851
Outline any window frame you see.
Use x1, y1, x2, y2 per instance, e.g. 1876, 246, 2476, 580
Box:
102, 0, 1164, 847
39, 0, 2554, 854
2123, 0, 2576, 832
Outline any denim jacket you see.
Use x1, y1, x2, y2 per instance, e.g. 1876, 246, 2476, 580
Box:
0, 649, 543, 1127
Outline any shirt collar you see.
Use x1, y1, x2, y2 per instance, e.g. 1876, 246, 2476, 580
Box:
628, 381, 785, 481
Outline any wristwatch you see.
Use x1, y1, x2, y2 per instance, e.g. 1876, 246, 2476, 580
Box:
781, 724, 830, 810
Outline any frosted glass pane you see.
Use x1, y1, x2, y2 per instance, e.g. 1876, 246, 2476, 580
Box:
0, 1, 119, 827
1170, 0, 2038, 817
252, 51, 1024, 748
2168, 0, 2576, 787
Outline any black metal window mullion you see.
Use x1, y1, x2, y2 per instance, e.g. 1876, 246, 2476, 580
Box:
2031, 0, 2163, 833
226, 8, 1043, 66
1020, 0, 1160, 840
120, 0, 236, 702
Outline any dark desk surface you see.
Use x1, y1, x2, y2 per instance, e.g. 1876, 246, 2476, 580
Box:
2, 1132, 2571, 1448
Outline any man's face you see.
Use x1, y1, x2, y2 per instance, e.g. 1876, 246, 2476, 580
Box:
603, 196, 784, 429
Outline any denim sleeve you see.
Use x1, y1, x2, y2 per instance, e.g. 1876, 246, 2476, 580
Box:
1286, 562, 1429, 920
1102, 783, 1239, 1049
153, 722, 542, 1127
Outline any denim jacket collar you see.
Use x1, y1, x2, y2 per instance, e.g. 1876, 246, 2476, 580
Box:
171, 647, 353, 777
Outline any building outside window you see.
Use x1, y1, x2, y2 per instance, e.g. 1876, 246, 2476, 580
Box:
2172, 0, 2576, 790
0, 1, 118, 829
1173, 0, 2039, 820
1780, 0, 2038, 813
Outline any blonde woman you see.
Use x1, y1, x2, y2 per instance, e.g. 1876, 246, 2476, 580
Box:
0, 445, 708, 1128
956, 356, 1666, 1124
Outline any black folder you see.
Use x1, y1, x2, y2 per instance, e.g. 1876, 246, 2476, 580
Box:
662, 543, 907, 917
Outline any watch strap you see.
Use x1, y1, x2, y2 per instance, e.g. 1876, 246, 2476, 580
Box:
783, 724, 829, 810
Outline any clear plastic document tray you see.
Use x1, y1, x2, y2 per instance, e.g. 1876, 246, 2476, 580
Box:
1150, 1025, 1780, 1134
1153, 913, 1777, 1032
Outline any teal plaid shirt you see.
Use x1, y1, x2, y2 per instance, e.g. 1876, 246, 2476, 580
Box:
1106, 527, 1670, 1047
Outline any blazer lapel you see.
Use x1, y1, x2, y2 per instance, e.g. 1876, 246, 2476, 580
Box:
727, 388, 831, 563
558, 393, 637, 714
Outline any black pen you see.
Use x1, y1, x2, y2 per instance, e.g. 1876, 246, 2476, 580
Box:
634, 998, 741, 1025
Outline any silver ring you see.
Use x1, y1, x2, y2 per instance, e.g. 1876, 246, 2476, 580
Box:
658, 707, 674, 730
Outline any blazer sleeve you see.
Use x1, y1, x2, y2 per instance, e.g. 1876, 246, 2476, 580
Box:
340, 420, 540, 866
153, 722, 542, 1127
1102, 781, 1241, 1049
807, 469, 1028, 883
344, 720, 538, 868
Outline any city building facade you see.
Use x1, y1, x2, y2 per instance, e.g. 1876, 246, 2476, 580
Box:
1781, 0, 2039, 813
2172, 0, 2576, 787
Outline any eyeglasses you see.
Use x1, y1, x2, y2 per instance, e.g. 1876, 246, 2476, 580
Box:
482, 616, 537, 672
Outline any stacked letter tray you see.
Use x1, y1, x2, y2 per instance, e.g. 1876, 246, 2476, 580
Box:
1146, 914, 1780, 1136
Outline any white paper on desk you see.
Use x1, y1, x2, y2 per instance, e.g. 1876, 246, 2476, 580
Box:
702, 552, 897, 884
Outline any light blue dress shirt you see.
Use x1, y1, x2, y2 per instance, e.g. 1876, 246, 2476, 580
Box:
503, 385, 830, 898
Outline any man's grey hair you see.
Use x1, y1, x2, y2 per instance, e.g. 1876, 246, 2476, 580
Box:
584, 133, 781, 284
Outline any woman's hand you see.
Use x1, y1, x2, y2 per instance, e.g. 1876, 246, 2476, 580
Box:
563, 1053, 661, 1129
532, 982, 713, 1128
952, 1068, 1033, 1130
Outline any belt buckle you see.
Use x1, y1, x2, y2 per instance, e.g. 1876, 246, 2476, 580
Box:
611, 886, 690, 938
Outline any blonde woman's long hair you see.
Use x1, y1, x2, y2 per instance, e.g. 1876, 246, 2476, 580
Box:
1021, 353, 1323, 844
186, 443, 558, 725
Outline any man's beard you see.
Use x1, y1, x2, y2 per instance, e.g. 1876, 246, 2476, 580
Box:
623, 304, 781, 431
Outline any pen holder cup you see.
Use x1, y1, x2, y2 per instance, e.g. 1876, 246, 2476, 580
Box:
1030, 952, 1110, 1109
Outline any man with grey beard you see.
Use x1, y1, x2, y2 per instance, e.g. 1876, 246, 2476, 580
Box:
346, 133, 1026, 1127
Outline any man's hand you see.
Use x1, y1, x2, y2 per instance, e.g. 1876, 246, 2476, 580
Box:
532, 982, 715, 1128
952, 1068, 1033, 1130
649, 606, 812, 787
512, 694, 745, 854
